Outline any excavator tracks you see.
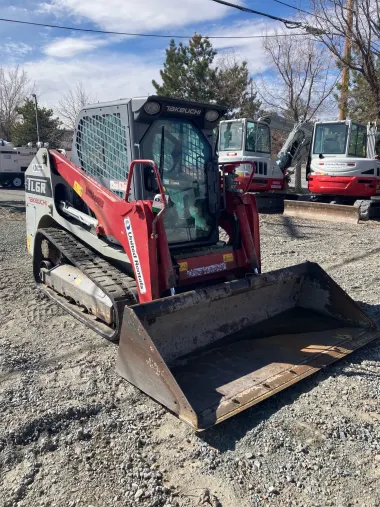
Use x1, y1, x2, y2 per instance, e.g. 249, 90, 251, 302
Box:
33, 227, 137, 342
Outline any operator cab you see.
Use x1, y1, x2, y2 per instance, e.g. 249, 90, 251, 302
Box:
307, 120, 371, 179
71, 96, 226, 249
218, 118, 271, 175
217, 118, 285, 192
306, 120, 380, 198
313, 121, 367, 159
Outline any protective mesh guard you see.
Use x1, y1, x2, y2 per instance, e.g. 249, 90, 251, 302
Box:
76, 113, 129, 183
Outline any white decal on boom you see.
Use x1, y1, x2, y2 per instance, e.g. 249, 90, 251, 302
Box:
124, 217, 147, 294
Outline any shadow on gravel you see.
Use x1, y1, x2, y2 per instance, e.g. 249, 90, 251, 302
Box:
0, 340, 110, 383
199, 304, 380, 451
0, 200, 26, 214
327, 246, 380, 272
262, 215, 318, 239
5, 403, 103, 446
281, 215, 311, 239
262, 221, 322, 230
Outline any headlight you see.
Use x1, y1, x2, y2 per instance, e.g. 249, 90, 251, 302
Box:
205, 110, 219, 122
144, 101, 161, 115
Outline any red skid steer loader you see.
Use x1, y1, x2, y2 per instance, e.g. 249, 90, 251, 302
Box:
25, 96, 379, 430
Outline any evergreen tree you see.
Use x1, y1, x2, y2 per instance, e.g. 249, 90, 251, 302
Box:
152, 39, 188, 99
153, 35, 218, 102
12, 98, 64, 147
153, 36, 261, 118
185, 35, 218, 102
347, 57, 380, 122
216, 58, 262, 119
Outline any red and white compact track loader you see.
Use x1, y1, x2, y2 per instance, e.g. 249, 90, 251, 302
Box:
25, 96, 380, 430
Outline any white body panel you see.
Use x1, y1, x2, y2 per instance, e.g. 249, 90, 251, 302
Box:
25, 149, 130, 266
309, 120, 380, 177
0, 141, 36, 186
218, 118, 284, 182
310, 157, 380, 177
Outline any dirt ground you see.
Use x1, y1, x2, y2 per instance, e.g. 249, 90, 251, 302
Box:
1, 192, 380, 507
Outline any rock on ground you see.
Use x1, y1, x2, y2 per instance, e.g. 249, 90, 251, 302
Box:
1, 199, 380, 507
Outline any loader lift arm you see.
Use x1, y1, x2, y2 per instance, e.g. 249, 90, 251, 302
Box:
50, 150, 260, 304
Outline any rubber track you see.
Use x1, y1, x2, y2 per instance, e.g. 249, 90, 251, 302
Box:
36, 227, 137, 342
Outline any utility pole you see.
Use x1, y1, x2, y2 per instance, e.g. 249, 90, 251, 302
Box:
339, 0, 354, 120
31, 93, 40, 144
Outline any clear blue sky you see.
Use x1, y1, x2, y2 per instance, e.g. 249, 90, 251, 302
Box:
0, 0, 312, 108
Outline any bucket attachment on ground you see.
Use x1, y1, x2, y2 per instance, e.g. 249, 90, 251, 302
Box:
254, 193, 299, 214
116, 262, 379, 430
283, 200, 360, 224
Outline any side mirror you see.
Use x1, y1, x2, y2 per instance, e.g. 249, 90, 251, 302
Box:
144, 166, 159, 193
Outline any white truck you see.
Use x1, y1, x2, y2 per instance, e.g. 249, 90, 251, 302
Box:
0, 140, 37, 188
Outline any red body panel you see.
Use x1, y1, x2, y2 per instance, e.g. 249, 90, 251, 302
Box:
236, 175, 285, 192
308, 174, 380, 197
51, 151, 261, 304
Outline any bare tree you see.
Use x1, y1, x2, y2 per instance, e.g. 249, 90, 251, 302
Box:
214, 50, 262, 119
307, 0, 380, 118
0, 66, 31, 141
56, 82, 97, 130
258, 30, 339, 122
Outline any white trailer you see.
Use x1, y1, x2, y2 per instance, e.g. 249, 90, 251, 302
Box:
0, 140, 37, 188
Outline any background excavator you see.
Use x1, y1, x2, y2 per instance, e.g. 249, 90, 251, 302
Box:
25, 95, 380, 430
218, 115, 313, 211
218, 115, 313, 189
284, 120, 380, 223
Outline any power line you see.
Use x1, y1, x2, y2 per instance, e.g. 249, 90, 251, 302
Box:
207, 0, 330, 34
206, 0, 303, 28
269, 0, 315, 17
0, 17, 311, 39
266, 0, 331, 26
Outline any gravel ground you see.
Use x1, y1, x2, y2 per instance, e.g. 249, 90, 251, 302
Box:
1, 197, 380, 507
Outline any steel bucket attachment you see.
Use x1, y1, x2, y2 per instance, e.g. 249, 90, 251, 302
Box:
116, 262, 379, 430
283, 200, 360, 224
255, 193, 299, 214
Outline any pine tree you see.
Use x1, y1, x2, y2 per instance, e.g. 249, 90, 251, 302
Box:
152, 39, 188, 99
153, 36, 261, 118
185, 35, 218, 102
348, 57, 380, 122
152, 35, 218, 102
12, 99, 64, 147
216, 58, 262, 119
